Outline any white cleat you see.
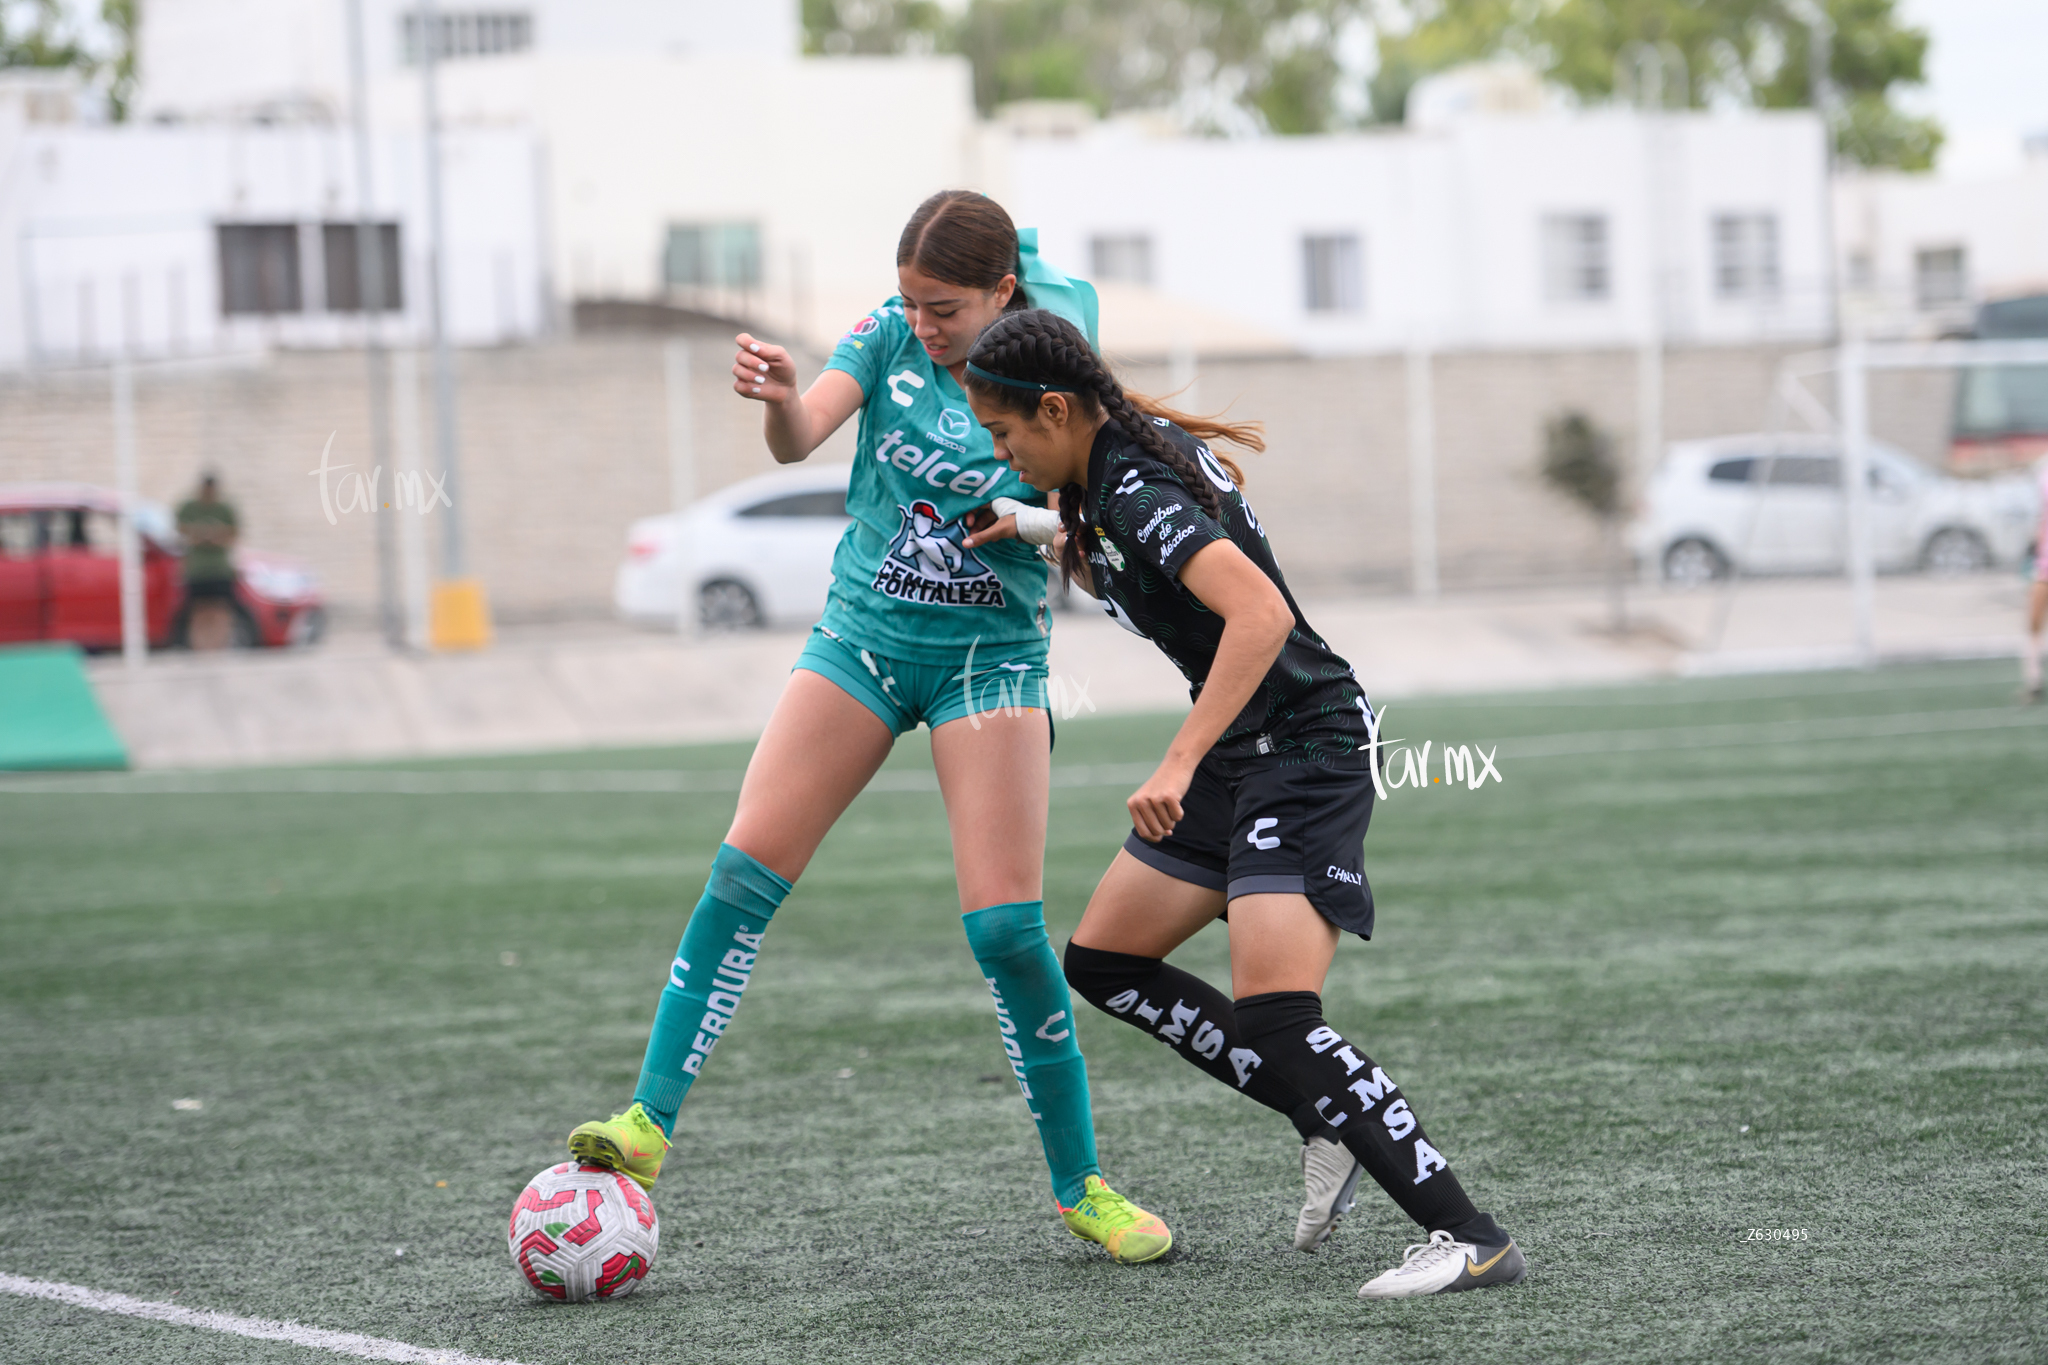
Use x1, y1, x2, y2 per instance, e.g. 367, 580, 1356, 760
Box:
1293, 1136, 1364, 1251
1357, 1229, 1527, 1299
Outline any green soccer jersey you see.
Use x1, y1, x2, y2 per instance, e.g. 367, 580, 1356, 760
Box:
819, 237, 1098, 664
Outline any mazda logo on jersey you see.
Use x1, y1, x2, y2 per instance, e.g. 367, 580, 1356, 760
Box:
938, 408, 972, 440
872, 501, 1007, 608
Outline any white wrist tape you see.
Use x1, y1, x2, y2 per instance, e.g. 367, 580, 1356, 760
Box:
991, 496, 1061, 546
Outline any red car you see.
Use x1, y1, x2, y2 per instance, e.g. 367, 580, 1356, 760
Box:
0, 483, 325, 650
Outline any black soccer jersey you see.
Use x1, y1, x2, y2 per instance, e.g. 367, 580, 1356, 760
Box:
1081, 417, 1371, 762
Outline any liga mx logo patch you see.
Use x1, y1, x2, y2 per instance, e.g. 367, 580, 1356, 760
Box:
872, 500, 1006, 608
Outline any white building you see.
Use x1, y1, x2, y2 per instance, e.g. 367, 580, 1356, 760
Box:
135, 0, 796, 123
999, 105, 1835, 357
0, 72, 545, 370
395, 51, 984, 347
131, 0, 979, 355
1835, 155, 2048, 338
14, 6, 1844, 370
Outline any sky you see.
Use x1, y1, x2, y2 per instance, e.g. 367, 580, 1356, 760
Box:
1898, 0, 2048, 176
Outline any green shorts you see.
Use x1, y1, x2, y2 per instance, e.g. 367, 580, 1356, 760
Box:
794, 625, 1050, 736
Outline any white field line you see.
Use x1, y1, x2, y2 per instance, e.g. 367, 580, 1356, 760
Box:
0, 762, 1160, 796
1, 710, 2042, 794
1501, 705, 2048, 759
0, 1273, 531, 1365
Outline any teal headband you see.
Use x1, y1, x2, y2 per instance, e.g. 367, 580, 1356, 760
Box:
964, 361, 1078, 394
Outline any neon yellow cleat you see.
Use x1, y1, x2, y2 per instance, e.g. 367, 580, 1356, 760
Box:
1059, 1175, 1173, 1264
566, 1102, 671, 1192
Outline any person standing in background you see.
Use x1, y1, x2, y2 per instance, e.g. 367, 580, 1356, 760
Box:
2023, 459, 2048, 703
176, 473, 239, 651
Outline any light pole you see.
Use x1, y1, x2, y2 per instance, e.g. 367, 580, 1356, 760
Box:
417, 0, 490, 647
420, 0, 463, 580
346, 0, 402, 650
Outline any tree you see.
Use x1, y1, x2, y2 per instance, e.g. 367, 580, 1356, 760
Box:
802, 0, 949, 56
1540, 410, 1629, 631
1374, 0, 1941, 169
0, 0, 136, 121
812, 0, 1374, 132
0, 0, 86, 69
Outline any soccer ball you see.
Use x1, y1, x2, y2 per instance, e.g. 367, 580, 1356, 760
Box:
508, 1162, 659, 1301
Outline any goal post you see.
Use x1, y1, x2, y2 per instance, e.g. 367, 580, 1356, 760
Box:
1771, 338, 2048, 667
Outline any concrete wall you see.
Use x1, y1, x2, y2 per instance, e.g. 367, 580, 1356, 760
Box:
0, 335, 1958, 620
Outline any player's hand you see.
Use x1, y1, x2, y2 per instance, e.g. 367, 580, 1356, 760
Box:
961, 504, 1017, 549
731, 334, 799, 404
1127, 760, 1193, 843
964, 497, 1058, 549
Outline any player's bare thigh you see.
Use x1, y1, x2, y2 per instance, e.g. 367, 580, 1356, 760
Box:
1071, 849, 1225, 960
1225, 892, 1340, 998
930, 705, 1050, 913
724, 669, 895, 883
2029, 580, 2048, 634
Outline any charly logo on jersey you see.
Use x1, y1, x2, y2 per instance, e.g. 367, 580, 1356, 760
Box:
872, 500, 1006, 608
886, 369, 926, 408
1195, 444, 1236, 492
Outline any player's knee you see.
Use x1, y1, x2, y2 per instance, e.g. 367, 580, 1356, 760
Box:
1063, 939, 1159, 1007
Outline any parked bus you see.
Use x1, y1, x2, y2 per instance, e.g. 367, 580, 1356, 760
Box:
1950, 292, 2048, 475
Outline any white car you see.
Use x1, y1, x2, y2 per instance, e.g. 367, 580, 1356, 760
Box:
1632, 435, 2041, 586
614, 464, 852, 629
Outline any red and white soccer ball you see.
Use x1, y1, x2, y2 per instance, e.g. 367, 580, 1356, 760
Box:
508, 1162, 659, 1302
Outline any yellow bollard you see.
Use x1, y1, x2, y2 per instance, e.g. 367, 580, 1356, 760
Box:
429, 578, 493, 651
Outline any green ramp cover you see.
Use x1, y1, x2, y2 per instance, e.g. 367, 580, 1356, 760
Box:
0, 643, 130, 770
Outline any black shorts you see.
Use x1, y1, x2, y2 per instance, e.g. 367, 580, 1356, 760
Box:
1122, 749, 1376, 938
184, 578, 237, 601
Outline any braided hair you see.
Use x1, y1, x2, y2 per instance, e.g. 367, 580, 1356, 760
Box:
964, 309, 1223, 585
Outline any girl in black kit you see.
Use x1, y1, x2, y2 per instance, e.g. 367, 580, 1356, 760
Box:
958, 309, 1524, 1300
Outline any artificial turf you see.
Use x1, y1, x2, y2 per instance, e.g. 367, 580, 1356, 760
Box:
0, 660, 2042, 1363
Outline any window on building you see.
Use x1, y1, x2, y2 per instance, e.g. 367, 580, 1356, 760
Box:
1302, 234, 1362, 314
1542, 214, 1610, 303
1914, 246, 1967, 310
400, 10, 534, 64
321, 223, 405, 313
217, 224, 303, 316
664, 224, 762, 289
1712, 213, 1779, 299
1089, 234, 1153, 286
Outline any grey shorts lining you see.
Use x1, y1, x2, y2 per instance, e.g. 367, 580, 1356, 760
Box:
1226, 874, 1308, 900
1122, 833, 1227, 892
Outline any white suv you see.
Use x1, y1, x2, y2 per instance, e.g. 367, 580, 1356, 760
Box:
1632, 435, 2040, 586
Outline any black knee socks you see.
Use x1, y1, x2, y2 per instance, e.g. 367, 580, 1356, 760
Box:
1234, 990, 1496, 1239
1065, 942, 1337, 1143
